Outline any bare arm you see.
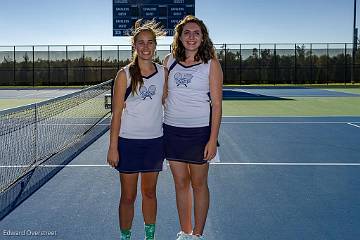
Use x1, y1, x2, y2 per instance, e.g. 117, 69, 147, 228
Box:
162, 67, 168, 105
107, 69, 127, 167
209, 58, 223, 144
204, 58, 223, 160
162, 54, 171, 105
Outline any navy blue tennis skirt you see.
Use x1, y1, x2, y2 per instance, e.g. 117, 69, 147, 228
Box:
163, 124, 210, 164
116, 136, 165, 173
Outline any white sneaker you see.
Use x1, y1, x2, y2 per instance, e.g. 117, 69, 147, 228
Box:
192, 235, 205, 240
176, 231, 193, 240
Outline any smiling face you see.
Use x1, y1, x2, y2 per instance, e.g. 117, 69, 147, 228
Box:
180, 22, 203, 53
133, 30, 156, 61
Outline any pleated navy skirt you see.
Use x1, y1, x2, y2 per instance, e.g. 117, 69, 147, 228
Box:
163, 124, 210, 164
116, 136, 165, 173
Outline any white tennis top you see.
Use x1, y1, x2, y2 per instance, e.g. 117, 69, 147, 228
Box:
119, 63, 165, 139
164, 54, 211, 127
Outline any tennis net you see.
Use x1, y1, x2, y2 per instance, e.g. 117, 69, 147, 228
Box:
0, 79, 113, 219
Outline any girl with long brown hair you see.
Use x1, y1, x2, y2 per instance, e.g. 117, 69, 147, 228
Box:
107, 19, 167, 240
163, 15, 223, 240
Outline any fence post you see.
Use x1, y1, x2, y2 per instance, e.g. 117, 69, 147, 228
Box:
66, 45, 69, 86
239, 44, 242, 85
345, 43, 347, 85
273, 44, 276, 85
294, 44, 297, 84
224, 43, 227, 83
32, 46, 35, 87
83, 45, 85, 85
310, 43, 313, 84
326, 43, 329, 85
13, 46, 16, 86
100, 45, 103, 83
352, 43, 357, 84
258, 44, 261, 84
48, 45, 50, 86
117, 45, 120, 71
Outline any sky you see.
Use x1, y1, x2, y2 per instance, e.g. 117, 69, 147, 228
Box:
0, 0, 358, 46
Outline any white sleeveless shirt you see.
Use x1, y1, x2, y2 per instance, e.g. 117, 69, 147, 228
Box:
164, 54, 211, 127
119, 63, 165, 139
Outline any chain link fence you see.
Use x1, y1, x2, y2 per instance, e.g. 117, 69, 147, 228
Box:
0, 43, 359, 86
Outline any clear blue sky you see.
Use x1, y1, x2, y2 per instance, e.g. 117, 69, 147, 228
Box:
0, 0, 358, 46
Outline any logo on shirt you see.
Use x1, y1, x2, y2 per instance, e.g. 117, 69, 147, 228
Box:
139, 85, 156, 100
174, 72, 193, 87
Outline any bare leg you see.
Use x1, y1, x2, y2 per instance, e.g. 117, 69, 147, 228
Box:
119, 173, 139, 230
169, 161, 193, 234
189, 163, 209, 235
141, 172, 159, 224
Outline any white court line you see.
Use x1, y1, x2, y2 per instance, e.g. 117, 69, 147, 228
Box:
1, 162, 360, 168
222, 115, 360, 118
222, 121, 360, 124
20, 90, 59, 98
211, 162, 360, 166
0, 164, 110, 168
347, 123, 360, 128
38, 123, 109, 126
37, 121, 358, 126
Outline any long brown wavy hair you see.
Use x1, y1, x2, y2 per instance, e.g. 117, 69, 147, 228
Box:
128, 19, 166, 95
172, 15, 215, 63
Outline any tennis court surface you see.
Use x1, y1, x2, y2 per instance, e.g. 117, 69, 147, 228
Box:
1, 86, 360, 239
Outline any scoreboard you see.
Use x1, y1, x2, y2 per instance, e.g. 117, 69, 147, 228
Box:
113, 0, 195, 36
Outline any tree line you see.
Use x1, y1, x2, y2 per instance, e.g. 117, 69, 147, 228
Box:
0, 45, 359, 86
217, 45, 360, 84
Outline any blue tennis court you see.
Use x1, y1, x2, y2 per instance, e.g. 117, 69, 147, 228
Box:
0, 89, 80, 99
2, 86, 359, 101
1, 116, 359, 239
223, 86, 360, 98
